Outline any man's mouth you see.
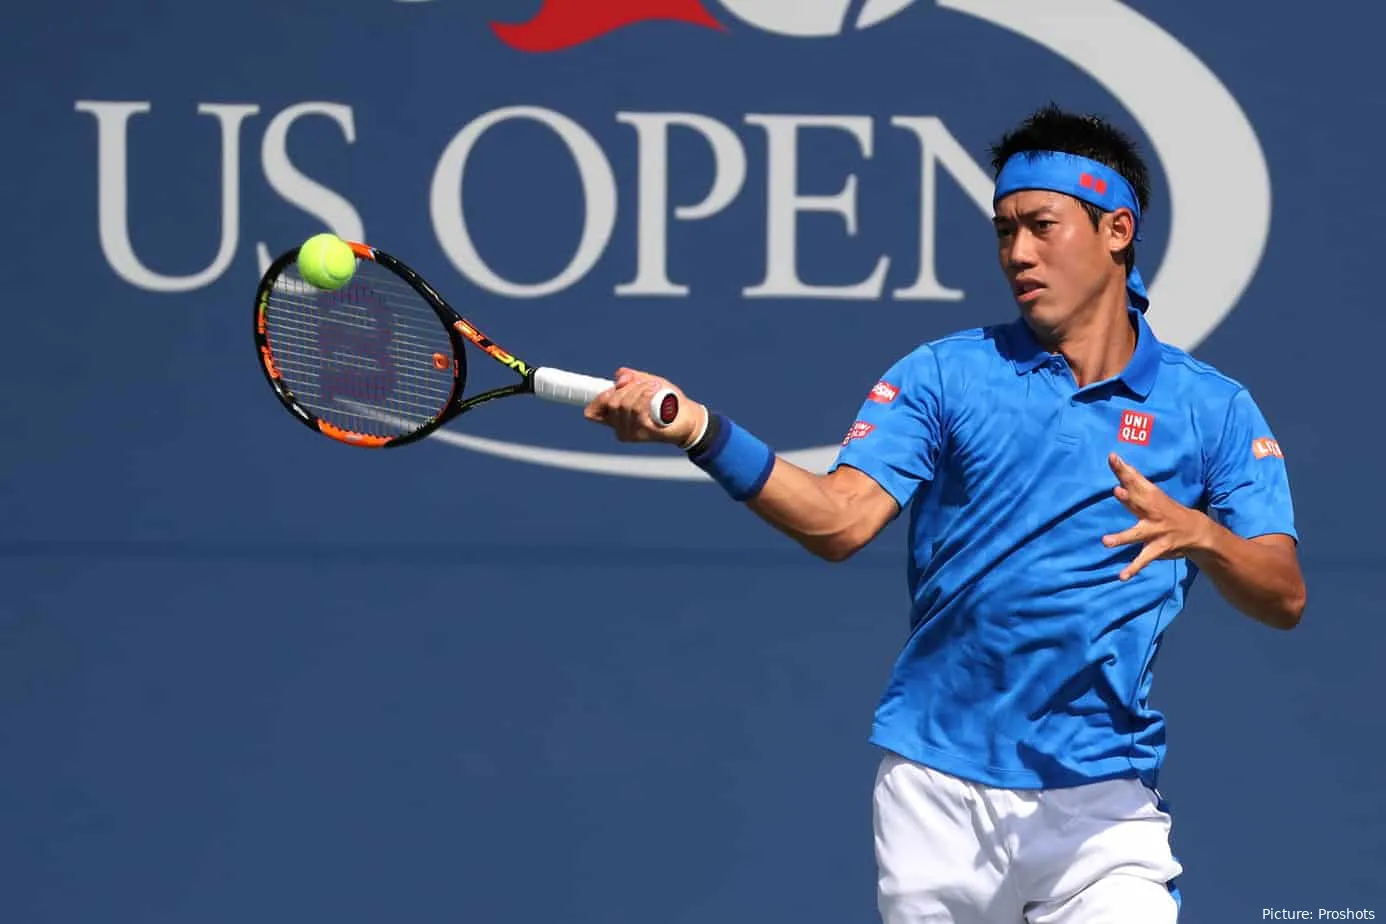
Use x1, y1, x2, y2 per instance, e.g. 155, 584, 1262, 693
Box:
1013, 279, 1045, 301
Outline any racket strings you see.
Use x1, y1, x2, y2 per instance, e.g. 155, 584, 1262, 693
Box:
262, 261, 458, 438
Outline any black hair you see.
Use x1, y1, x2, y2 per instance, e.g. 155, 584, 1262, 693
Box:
989, 104, 1150, 272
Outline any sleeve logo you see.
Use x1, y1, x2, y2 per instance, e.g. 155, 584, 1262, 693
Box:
1252, 438, 1284, 459
842, 420, 875, 446
869, 381, 899, 404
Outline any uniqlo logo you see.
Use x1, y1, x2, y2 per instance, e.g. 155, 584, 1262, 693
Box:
1118, 411, 1153, 445
842, 420, 875, 446
1252, 438, 1284, 460
1079, 172, 1109, 195
869, 381, 899, 404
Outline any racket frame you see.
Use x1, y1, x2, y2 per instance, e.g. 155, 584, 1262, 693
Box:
255, 242, 557, 449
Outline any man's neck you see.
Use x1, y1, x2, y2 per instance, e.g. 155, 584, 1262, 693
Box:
1034, 288, 1136, 388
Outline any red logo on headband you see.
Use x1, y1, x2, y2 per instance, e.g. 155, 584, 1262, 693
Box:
1079, 173, 1109, 195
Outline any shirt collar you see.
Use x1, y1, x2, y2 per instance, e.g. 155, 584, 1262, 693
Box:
1006, 307, 1162, 398
1005, 318, 1051, 374
1120, 308, 1161, 398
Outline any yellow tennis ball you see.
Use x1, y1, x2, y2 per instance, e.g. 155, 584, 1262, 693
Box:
297, 233, 356, 291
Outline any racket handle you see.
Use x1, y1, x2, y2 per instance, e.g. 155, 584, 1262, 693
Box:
532, 367, 679, 428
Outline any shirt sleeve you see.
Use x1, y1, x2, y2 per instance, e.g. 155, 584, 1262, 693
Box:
828, 343, 945, 510
1205, 388, 1298, 541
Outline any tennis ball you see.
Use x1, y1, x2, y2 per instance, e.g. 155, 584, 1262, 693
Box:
297, 233, 356, 291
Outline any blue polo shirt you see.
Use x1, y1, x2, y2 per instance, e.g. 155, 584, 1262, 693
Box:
831, 308, 1297, 790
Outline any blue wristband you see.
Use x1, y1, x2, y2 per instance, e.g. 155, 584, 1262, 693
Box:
690, 413, 775, 501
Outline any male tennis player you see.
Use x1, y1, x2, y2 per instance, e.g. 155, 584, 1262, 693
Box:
585, 104, 1304, 923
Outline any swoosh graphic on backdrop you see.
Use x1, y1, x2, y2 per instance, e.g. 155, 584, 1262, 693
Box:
492, 0, 725, 53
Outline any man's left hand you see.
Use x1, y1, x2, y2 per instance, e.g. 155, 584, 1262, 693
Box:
1101, 453, 1213, 581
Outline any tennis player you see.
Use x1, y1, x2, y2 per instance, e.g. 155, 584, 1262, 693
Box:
584, 104, 1305, 923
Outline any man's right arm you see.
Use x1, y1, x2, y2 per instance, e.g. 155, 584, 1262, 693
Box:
744, 460, 901, 561
585, 345, 944, 560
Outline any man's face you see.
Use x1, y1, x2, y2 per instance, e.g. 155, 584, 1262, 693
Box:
992, 190, 1126, 333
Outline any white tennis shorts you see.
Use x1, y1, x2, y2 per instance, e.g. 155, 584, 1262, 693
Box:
873, 751, 1183, 924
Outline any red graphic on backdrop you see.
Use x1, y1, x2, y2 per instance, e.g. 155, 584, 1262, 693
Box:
492, 0, 725, 53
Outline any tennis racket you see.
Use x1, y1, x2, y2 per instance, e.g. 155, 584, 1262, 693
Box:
253, 240, 679, 448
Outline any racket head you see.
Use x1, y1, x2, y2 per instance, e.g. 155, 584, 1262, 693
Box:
253, 243, 468, 448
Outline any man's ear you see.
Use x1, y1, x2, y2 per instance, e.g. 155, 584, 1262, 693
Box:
1107, 207, 1136, 255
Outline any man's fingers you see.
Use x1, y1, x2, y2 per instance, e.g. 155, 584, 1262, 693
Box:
1108, 453, 1153, 490
617, 379, 659, 418
1113, 484, 1143, 514
582, 393, 607, 423
583, 384, 621, 419
591, 368, 691, 444
1102, 523, 1148, 548
1108, 452, 1137, 486
1119, 541, 1165, 581
597, 379, 664, 442
614, 367, 656, 389
584, 372, 653, 431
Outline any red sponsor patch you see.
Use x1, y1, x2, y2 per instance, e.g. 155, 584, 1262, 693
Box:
1252, 438, 1284, 460
1118, 410, 1154, 445
869, 381, 899, 404
842, 420, 875, 446
1079, 172, 1109, 195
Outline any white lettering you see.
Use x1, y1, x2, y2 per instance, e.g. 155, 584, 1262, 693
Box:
743, 114, 888, 300
889, 116, 994, 301
615, 112, 747, 297
256, 102, 366, 276
429, 106, 616, 298
77, 101, 258, 292
76, 103, 1047, 303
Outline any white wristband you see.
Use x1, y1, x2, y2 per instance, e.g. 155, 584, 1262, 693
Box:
679, 405, 711, 452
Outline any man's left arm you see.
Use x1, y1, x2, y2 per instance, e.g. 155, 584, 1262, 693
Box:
1100, 389, 1306, 630
1185, 527, 1304, 630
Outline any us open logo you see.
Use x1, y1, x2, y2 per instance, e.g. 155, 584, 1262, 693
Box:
79, 0, 1271, 481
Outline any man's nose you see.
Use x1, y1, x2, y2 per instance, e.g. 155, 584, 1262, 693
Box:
1006, 228, 1038, 269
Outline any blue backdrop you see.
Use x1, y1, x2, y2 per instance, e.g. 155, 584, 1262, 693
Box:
2, 1, 1381, 920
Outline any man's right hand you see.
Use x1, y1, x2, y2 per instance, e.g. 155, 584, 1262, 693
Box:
586, 370, 898, 561
584, 367, 708, 449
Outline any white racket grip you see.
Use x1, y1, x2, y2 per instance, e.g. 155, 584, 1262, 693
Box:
532, 367, 678, 428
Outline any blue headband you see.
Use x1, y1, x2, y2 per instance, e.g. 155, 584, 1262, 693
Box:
993, 151, 1148, 312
